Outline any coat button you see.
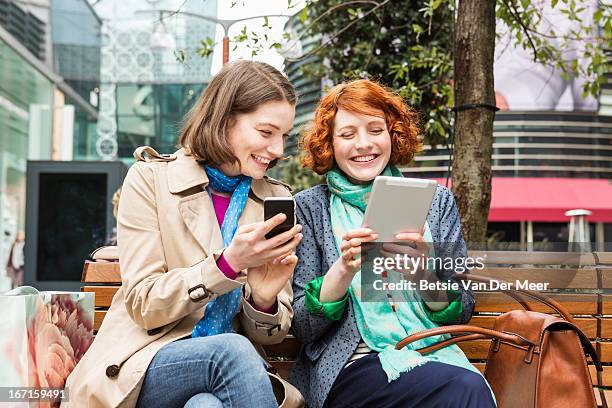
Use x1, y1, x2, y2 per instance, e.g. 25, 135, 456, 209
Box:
147, 327, 161, 336
106, 364, 120, 378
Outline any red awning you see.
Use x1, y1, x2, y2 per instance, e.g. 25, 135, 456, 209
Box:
433, 178, 612, 222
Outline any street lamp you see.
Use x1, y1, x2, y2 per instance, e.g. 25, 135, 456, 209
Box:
137, 9, 291, 64
150, 12, 176, 52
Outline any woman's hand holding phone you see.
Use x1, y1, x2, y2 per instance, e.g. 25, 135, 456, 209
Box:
247, 253, 298, 310
223, 213, 302, 271
223, 213, 302, 309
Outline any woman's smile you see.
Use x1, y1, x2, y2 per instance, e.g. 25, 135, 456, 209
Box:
350, 153, 380, 164
251, 153, 272, 168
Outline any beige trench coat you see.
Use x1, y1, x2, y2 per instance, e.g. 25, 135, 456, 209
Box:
62, 147, 294, 408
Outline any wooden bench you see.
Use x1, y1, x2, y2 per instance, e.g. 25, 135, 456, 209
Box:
82, 249, 612, 406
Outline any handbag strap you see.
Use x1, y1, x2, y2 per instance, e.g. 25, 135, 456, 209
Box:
395, 324, 533, 351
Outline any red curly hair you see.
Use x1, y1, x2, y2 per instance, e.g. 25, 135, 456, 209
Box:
300, 79, 421, 175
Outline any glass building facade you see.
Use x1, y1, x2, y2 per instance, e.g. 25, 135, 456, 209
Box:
50, 0, 102, 160
70, 94, 99, 160
406, 112, 612, 248
114, 83, 205, 158
93, 0, 216, 162
0, 36, 54, 290
405, 113, 612, 179
51, 0, 101, 104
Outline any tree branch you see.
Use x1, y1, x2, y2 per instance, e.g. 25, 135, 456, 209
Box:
300, 1, 380, 35
285, 0, 392, 62
500, 0, 538, 62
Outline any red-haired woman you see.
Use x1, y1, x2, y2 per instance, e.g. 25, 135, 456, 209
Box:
289, 79, 496, 407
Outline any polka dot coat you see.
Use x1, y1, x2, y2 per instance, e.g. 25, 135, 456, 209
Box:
289, 184, 476, 408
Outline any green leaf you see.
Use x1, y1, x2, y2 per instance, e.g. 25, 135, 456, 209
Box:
570, 59, 578, 73
300, 7, 308, 24
173, 49, 185, 64
593, 9, 602, 23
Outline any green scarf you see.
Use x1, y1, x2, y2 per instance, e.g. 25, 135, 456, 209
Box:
327, 166, 485, 383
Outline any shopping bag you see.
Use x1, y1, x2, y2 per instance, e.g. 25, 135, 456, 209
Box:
0, 286, 94, 407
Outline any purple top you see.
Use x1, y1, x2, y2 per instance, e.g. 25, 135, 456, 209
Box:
211, 193, 277, 314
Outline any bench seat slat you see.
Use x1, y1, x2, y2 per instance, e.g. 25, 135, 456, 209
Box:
94, 310, 107, 332
595, 252, 612, 266
263, 336, 301, 358
82, 286, 120, 308
598, 268, 612, 289
600, 318, 612, 339
600, 295, 612, 315
598, 341, 612, 363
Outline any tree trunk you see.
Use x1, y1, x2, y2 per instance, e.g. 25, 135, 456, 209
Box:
452, 0, 496, 245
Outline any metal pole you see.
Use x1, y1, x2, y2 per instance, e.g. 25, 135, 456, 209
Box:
223, 36, 229, 64
565, 209, 592, 252
527, 220, 533, 251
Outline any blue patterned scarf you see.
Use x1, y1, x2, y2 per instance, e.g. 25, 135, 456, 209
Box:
192, 165, 252, 337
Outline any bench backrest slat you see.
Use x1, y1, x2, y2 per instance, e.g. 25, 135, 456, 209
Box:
470, 250, 597, 266
82, 261, 121, 283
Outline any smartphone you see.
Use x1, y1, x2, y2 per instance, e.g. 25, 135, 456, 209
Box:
264, 197, 296, 240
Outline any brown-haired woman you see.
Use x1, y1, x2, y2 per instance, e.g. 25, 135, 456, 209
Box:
289, 79, 496, 407
63, 60, 304, 408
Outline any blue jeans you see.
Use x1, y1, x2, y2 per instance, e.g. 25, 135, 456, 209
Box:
136, 333, 278, 408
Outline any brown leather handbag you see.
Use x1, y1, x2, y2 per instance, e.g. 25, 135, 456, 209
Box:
396, 274, 605, 408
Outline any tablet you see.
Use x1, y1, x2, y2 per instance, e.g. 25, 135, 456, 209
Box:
362, 176, 437, 241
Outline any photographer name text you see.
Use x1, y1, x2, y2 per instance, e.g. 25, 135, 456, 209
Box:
372, 279, 550, 292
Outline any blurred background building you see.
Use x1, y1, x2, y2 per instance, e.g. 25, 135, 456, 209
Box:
0, 0, 99, 290
0, 0, 217, 291
282, 12, 321, 156
91, 0, 216, 161
407, 0, 612, 249
411, 112, 612, 249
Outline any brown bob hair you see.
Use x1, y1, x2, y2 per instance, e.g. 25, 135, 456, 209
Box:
179, 60, 296, 167
300, 79, 421, 175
